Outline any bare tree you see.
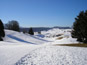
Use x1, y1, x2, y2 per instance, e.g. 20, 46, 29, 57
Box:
5, 20, 20, 32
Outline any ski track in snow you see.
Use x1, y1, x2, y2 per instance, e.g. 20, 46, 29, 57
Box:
15, 46, 87, 65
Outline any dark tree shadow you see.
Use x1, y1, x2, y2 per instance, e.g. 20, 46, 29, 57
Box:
7, 35, 37, 45
31, 35, 52, 42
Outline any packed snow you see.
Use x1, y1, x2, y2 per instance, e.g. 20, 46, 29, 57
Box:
16, 46, 87, 65
0, 28, 87, 65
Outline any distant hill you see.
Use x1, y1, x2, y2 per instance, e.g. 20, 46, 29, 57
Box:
53, 26, 71, 29
20, 27, 51, 32
20, 26, 71, 32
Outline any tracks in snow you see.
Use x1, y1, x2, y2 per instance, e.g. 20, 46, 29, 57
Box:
15, 46, 87, 65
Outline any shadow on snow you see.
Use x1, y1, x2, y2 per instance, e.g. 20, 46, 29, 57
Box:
31, 35, 52, 42
7, 35, 37, 45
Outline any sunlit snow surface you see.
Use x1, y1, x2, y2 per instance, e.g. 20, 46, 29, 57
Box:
0, 29, 87, 65
16, 46, 87, 65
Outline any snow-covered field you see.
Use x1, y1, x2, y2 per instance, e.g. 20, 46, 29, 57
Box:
0, 29, 87, 65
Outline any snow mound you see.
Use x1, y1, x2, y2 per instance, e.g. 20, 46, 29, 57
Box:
41, 28, 78, 44
41, 28, 71, 38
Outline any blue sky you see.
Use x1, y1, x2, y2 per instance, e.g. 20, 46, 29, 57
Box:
0, 0, 87, 27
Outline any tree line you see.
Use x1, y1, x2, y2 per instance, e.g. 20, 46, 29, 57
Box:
0, 20, 34, 41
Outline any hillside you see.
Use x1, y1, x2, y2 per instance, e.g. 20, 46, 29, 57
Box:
0, 29, 87, 65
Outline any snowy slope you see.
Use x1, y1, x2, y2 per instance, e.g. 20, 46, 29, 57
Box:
41, 28, 78, 44
0, 44, 41, 65
0, 29, 87, 65
0, 30, 51, 65
4, 30, 50, 45
16, 46, 87, 65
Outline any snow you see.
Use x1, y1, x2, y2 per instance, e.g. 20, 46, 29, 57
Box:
0, 44, 40, 65
4, 30, 50, 45
0, 28, 87, 65
16, 46, 87, 65
41, 28, 78, 44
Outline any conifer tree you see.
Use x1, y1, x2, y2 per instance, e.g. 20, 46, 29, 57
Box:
28, 27, 34, 35
0, 19, 5, 41
72, 10, 87, 43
